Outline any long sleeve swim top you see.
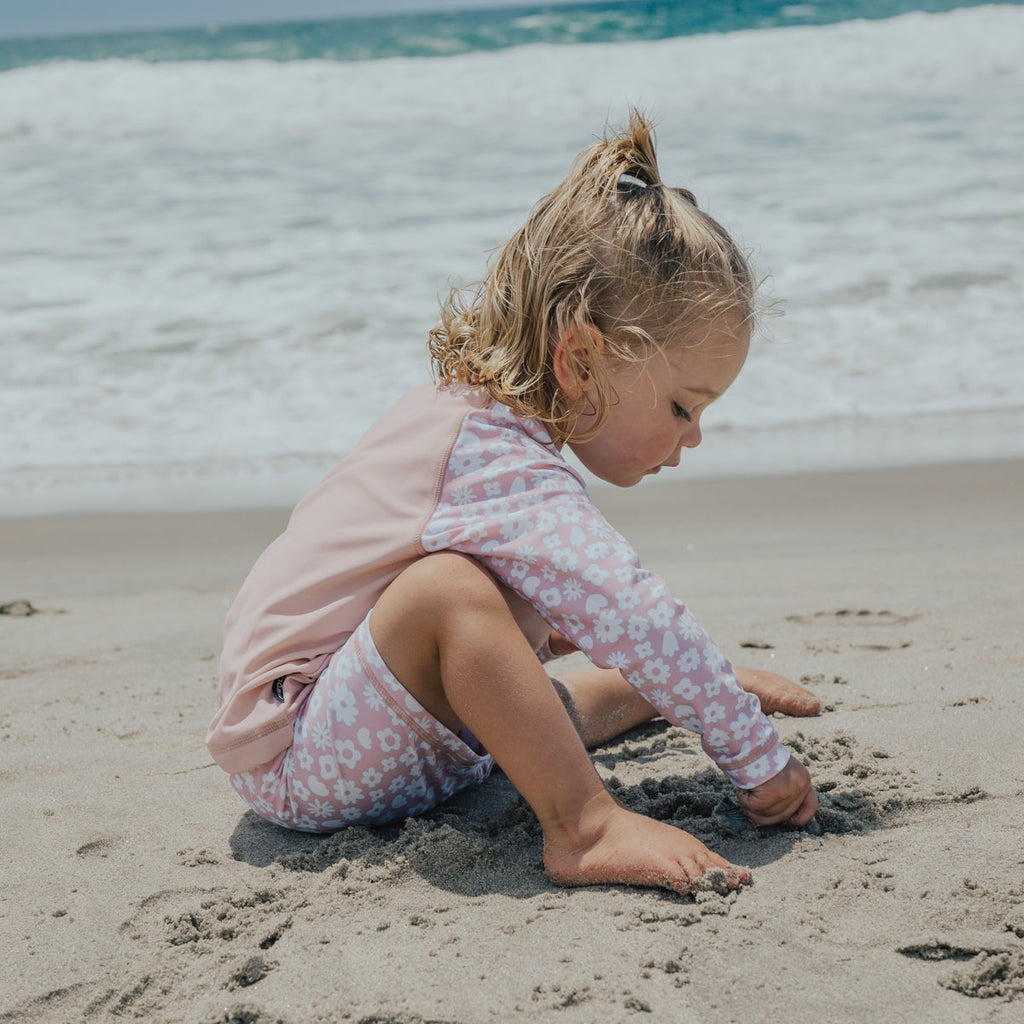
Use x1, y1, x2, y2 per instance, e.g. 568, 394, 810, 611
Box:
209, 383, 789, 787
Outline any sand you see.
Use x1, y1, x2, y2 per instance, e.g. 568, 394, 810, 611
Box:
2, 460, 1022, 1023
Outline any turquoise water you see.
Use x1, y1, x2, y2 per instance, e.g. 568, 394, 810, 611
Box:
0, 0, 1006, 70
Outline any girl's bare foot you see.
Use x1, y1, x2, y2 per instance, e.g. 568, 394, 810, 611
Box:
735, 666, 821, 716
541, 799, 751, 896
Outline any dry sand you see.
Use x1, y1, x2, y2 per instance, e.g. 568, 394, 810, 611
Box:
2, 460, 1022, 1024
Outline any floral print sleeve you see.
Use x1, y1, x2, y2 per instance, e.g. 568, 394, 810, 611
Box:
420, 403, 790, 790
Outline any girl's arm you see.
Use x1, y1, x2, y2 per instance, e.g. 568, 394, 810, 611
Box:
422, 412, 789, 790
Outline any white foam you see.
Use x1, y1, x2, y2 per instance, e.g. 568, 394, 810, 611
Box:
1, 6, 1022, 514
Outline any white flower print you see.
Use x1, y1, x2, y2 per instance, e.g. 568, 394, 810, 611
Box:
308, 798, 336, 819
399, 746, 419, 768
361, 767, 384, 788
674, 709, 702, 731
318, 754, 339, 780
633, 640, 654, 660
551, 548, 578, 572
388, 775, 407, 794
676, 611, 704, 642
606, 650, 629, 670
483, 480, 503, 497
648, 688, 673, 710
510, 560, 529, 580
704, 645, 727, 673
541, 565, 558, 582
613, 566, 634, 584
291, 779, 310, 802
627, 615, 650, 641
676, 648, 701, 674
556, 502, 583, 524
539, 587, 562, 608
450, 483, 476, 506
296, 748, 314, 772
542, 532, 562, 551
562, 577, 584, 601
450, 448, 485, 476
581, 564, 610, 587
369, 788, 385, 803
703, 701, 727, 725
334, 739, 362, 769
483, 498, 510, 521
585, 541, 609, 560
381, 757, 397, 773
673, 677, 701, 701
536, 510, 559, 532
328, 686, 359, 727
311, 720, 333, 751
615, 586, 642, 610
649, 600, 674, 629
745, 755, 772, 780
376, 728, 402, 752
594, 609, 624, 643
340, 806, 364, 821
730, 711, 757, 740
501, 511, 534, 541
561, 613, 585, 636
643, 658, 671, 686
703, 676, 722, 698
514, 544, 540, 564
707, 727, 732, 751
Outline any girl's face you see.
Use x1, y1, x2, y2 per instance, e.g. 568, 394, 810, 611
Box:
567, 318, 749, 488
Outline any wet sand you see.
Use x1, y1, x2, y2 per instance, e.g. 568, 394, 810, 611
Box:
2, 460, 1022, 1023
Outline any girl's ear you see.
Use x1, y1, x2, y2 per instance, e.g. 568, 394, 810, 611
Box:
553, 323, 603, 400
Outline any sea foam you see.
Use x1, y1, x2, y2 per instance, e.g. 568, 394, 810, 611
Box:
1, 6, 1022, 514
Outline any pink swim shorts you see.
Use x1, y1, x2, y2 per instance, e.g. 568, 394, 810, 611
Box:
230, 614, 494, 832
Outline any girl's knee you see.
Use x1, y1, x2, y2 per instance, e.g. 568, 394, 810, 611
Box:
404, 552, 507, 615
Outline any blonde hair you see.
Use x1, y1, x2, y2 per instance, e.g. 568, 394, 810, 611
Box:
428, 108, 756, 443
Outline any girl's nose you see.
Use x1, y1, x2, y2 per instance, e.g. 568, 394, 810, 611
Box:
680, 420, 702, 449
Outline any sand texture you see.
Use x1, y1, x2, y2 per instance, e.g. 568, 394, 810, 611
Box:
2, 461, 1023, 1023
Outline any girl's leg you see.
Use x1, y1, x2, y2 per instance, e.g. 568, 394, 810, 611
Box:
733, 665, 821, 716
368, 552, 750, 895
553, 662, 820, 750
549, 668, 658, 749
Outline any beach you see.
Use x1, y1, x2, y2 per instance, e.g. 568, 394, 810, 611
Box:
3, 459, 1022, 1023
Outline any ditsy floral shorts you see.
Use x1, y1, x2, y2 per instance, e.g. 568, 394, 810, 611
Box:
230, 614, 494, 833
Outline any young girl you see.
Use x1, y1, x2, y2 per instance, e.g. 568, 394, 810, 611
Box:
208, 110, 819, 896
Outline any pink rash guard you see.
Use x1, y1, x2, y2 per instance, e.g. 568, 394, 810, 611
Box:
210, 382, 789, 819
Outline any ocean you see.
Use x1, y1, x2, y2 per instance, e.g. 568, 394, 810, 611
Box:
2, 1, 1022, 516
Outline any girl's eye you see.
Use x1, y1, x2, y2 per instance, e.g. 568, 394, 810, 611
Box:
672, 402, 691, 422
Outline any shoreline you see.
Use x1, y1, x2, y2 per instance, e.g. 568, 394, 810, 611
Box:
3, 459, 1023, 1022
5, 404, 1024, 519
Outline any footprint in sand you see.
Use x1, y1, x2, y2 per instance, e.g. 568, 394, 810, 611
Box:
897, 931, 1024, 1001
75, 836, 119, 859
787, 609, 918, 653
786, 609, 920, 627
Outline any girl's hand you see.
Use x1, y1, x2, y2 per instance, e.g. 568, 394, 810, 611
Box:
736, 756, 818, 827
